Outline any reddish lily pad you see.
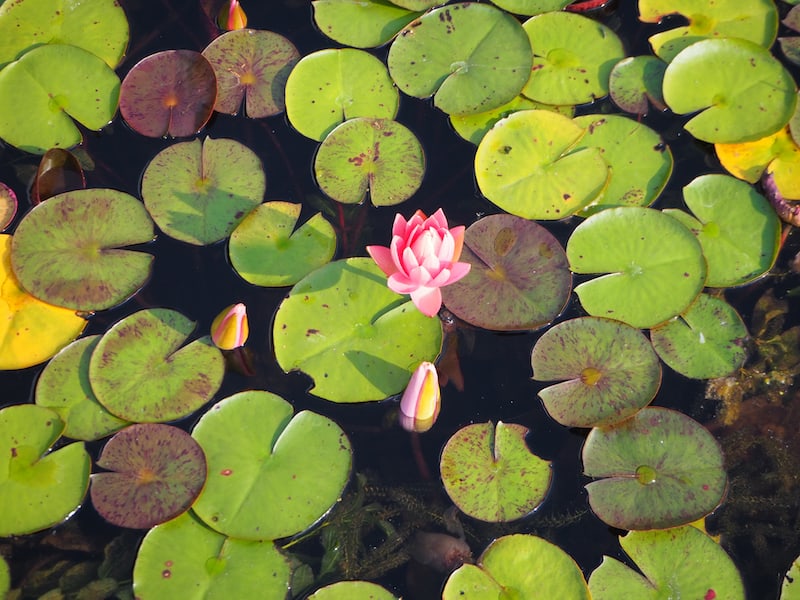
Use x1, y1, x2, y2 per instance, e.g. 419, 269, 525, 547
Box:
91, 424, 206, 529
609, 56, 667, 115
120, 50, 217, 138
202, 28, 300, 118
0, 182, 16, 231
440, 214, 571, 331
31, 148, 86, 205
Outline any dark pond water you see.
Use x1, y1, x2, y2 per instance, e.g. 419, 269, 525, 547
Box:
3, 1, 800, 598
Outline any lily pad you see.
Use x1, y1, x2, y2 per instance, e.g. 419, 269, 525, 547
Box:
312, 0, 420, 48
650, 294, 748, 380
191, 391, 352, 540
387, 2, 533, 115
782, 556, 800, 600
0, 555, 7, 599
488, 0, 571, 15
308, 580, 398, 599
0, 404, 90, 536
474, 109, 608, 219
141, 137, 265, 245
133, 510, 291, 599
582, 407, 727, 530
440, 421, 552, 522
314, 117, 425, 206
285, 48, 399, 141
0, 182, 16, 231
609, 55, 667, 115
662, 38, 797, 144
389, 0, 440, 8
202, 28, 300, 118
567, 206, 706, 329
89, 308, 224, 423
589, 526, 744, 600
32, 148, 86, 205
273, 257, 442, 402
531, 317, 662, 428
229, 201, 336, 287
119, 50, 217, 138
440, 213, 571, 331
10, 189, 155, 311
521, 11, 624, 105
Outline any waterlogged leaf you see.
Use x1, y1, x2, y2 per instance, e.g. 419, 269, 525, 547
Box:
567, 207, 706, 329
191, 391, 352, 540
489, 0, 571, 15
89, 308, 224, 423
589, 526, 744, 600
314, 117, 424, 206
388, 3, 532, 115
475, 110, 608, 219
309, 581, 398, 599
32, 148, 86, 205
582, 407, 727, 530
440, 213, 571, 330
120, 50, 217, 138
273, 258, 442, 402
229, 201, 336, 287
609, 55, 667, 115
440, 422, 552, 522
0, 44, 120, 153
650, 294, 748, 380
286, 48, 399, 141
141, 137, 265, 245
11, 189, 155, 311
312, 0, 421, 48
521, 11, 624, 105
663, 38, 797, 144
133, 510, 291, 599
0, 182, 15, 231
531, 317, 661, 427
202, 28, 300, 118
91, 424, 206, 529
0, 404, 90, 536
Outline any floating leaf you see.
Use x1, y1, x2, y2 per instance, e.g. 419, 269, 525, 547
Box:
582, 407, 727, 530
309, 581, 398, 600
229, 201, 336, 287
312, 0, 420, 48
0, 182, 15, 231
782, 556, 800, 600
440, 421, 552, 522
609, 55, 667, 115
31, 148, 86, 205
488, 0, 571, 15
141, 137, 265, 245
10, 189, 155, 311
0, 555, 7, 599
191, 391, 352, 540
390, 0, 440, 8
440, 213, 571, 330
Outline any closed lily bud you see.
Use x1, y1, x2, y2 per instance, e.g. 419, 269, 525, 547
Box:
218, 0, 247, 30
399, 361, 441, 433
211, 303, 249, 350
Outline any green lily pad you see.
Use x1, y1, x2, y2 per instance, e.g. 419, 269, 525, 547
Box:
475, 109, 608, 219
133, 510, 291, 599
229, 201, 336, 287
488, 0, 571, 15
387, 2, 532, 115
273, 257, 442, 402
782, 556, 800, 600
389, 0, 440, 8
308, 581, 398, 599
589, 526, 744, 600
35, 335, 129, 441
582, 407, 727, 530
314, 117, 425, 206
191, 391, 352, 540
141, 137, 265, 246
0, 404, 90, 536
312, 0, 420, 48
440, 213, 572, 331
89, 308, 224, 423
10, 189, 155, 311
650, 294, 748, 379
531, 317, 662, 428
440, 421, 552, 522
609, 55, 667, 115
91, 424, 206, 529
567, 206, 706, 329
0, 554, 8, 599
202, 28, 300, 118
521, 11, 624, 105
285, 48, 399, 141
443, 534, 589, 599
662, 38, 797, 144
0, 44, 120, 153
663, 174, 781, 287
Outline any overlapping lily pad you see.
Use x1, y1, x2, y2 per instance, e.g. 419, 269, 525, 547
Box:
440, 214, 571, 330
10, 189, 155, 311
609, 55, 667, 115
312, 0, 420, 48
32, 148, 86, 204
308, 581, 398, 599
273, 258, 442, 402
0, 183, 15, 231
489, 0, 571, 15
141, 137, 265, 245
582, 407, 727, 530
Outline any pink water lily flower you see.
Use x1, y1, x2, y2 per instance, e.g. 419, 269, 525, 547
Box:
367, 209, 471, 317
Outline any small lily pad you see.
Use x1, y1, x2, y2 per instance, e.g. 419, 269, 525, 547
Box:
308, 580, 398, 599
229, 201, 336, 287
582, 407, 727, 530
609, 55, 667, 115
488, 0, 571, 15
312, 0, 420, 48
0, 182, 17, 231
440, 421, 552, 522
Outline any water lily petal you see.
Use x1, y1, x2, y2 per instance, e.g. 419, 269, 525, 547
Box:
426, 208, 448, 230
399, 361, 441, 432
451, 225, 465, 262
366, 244, 397, 277
410, 285, 443, 317
211, 303, 249, 349
445, 261, 471, 285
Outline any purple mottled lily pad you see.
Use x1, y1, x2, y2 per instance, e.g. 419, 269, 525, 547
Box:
0, 183, 16, 232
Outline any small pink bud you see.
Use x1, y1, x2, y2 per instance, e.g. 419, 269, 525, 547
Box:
211, 303, 249, 350
218, 0, 247, 30
399, 361, 441, 433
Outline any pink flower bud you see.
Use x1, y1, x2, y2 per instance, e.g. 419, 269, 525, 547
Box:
218, 0, 247, 30
399, 361, 441, 433
211, 303, 249, 350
